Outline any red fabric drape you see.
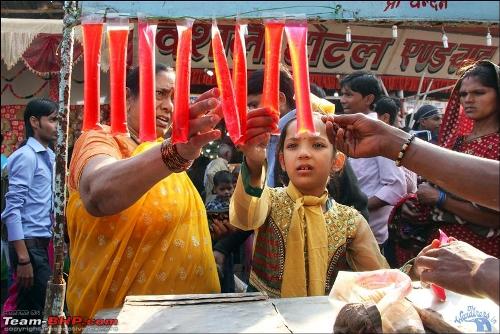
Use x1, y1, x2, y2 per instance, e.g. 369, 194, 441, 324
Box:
190, 68, 456, 93
22, 33, 83, 76
49, 74, 59, 101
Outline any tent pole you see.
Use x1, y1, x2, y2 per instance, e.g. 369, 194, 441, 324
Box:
42, 1, 79, 333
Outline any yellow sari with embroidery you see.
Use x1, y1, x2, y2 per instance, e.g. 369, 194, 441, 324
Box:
66, 129, 220, 319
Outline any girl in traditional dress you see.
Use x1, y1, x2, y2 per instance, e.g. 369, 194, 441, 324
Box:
230, 112, 388, 298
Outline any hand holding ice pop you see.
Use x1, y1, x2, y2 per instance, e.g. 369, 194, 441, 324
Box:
429, 229, 449, 302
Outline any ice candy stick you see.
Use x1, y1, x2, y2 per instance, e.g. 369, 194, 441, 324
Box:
138, 18, 158, 142
285, 21, 316, 136
211, 20, 241, 144
438, 229, 449, 244
430, 229, 449, 302
260, 20, 284, 134
232, 23, 247, 144
172, 19, 194, 144
81, 17, 103, 131
107, 16, 129, 135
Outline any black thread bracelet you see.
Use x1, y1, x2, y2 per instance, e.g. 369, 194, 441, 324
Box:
17, 260, 31, 266
395, 134, 416, 167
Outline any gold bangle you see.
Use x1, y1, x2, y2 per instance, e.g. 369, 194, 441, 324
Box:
395, 134, 416, 167
160, 138, 193, 173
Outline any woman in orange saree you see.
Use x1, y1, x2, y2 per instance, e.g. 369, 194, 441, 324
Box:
66, 65, 223, 320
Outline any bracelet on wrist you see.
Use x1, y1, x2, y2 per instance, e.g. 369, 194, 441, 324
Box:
17, 260, 31, 266
395, 134, 416, 167
160, 138, 194, 173
436, 190, 447, 208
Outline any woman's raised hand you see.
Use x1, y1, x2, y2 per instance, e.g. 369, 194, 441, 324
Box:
322, 113, 409, 160
176, 88, 223, 161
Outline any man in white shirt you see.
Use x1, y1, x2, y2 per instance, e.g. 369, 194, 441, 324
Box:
340, 71, 407, 249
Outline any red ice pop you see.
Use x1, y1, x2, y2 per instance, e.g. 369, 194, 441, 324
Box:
285, 21, 316, 136
260, 20, 284, 134
81, 18, 103, 131
138, 19, 158, 142
107, 17, 129, 135
212, 21, 241, 144
232, 23, 247, 144
430, 229, 449, 302
172, 19, 194, 144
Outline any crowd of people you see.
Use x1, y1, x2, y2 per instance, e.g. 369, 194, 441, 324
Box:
1, 59, 498, 331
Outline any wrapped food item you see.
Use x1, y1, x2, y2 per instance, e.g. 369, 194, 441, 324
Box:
232, 22, 248, 144
81, 14, 103, 131
172, 18, 194, 144
428, 229, 449, 302
330, 270, 425, 333
138, 15, 158, 142
284, 20, 316, 136
310, 93, 335, 115
334, 303, 382, 334
211, 20, 242, 144
107, 14, 129, 135
260, 19, 284, 134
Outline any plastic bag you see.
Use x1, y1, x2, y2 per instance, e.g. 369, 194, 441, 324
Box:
329, 269, 425, 333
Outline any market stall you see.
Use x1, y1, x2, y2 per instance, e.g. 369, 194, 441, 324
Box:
1, 2, 498, 333
2, 1, 499, 154
86, 282, 499, 333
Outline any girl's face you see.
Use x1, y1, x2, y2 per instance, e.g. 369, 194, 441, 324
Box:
279, 116, 338, 197
459, 76, 498, 122
340, 86, 373, 114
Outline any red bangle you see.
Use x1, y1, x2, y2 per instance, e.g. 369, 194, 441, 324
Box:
160, 139, 193, 173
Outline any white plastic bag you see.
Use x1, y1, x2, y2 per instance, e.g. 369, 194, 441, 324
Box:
330, 270, 425, 333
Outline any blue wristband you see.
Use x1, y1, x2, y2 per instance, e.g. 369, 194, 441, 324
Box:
436, 190, 447, 208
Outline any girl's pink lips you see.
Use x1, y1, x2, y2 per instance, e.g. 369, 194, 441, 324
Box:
296, 164, 313, 171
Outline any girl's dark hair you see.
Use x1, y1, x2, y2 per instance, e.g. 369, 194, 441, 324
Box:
23, 98, 58, 138
126, 63, 174, 98
213, 170, 233, 187
310, 83, 327, 98
340, 71, 382, 110
457, 61, 500, 104
273, 113, 336, 187
374, 96, 399, 126
248, 65, 296, 110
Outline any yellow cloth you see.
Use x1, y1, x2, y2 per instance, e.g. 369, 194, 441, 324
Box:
281, 182, 328, 297
230, 171, 389, 298
66, 132, 220, 319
